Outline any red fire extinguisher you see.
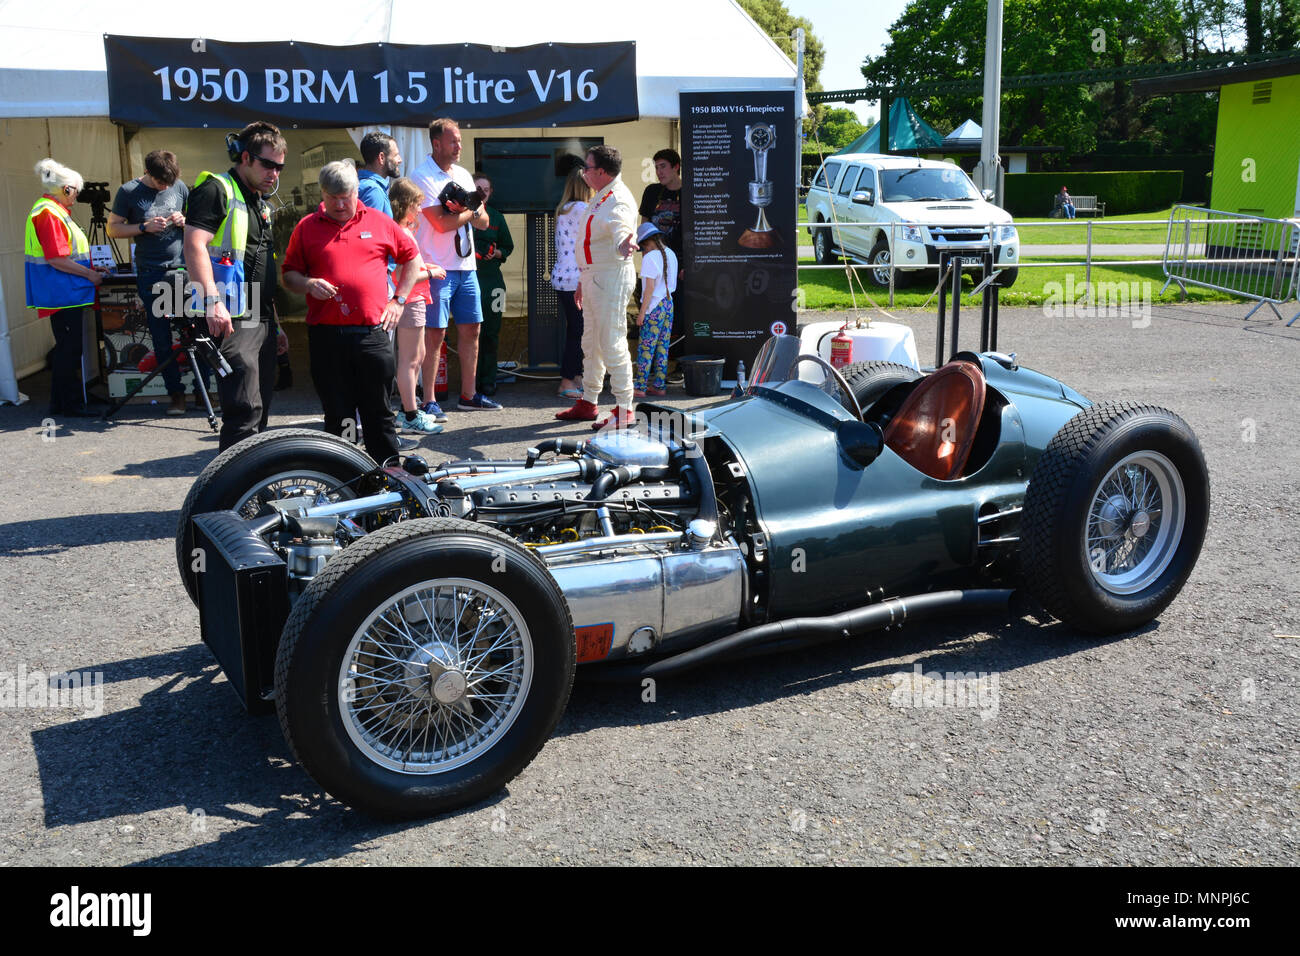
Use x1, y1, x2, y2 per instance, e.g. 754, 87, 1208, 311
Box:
434, 340, 450, 402
830, 327, 853, 370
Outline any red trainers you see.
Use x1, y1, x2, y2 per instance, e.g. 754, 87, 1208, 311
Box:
555, 399, 599, 422
592, 407, 635, 431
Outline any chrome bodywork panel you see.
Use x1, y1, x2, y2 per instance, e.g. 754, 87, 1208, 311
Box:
546, 544, 746, 659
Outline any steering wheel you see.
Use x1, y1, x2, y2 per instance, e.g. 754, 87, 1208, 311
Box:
790, 354, 863, 422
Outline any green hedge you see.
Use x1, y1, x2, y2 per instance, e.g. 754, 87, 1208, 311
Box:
1002, 170, 1184, 217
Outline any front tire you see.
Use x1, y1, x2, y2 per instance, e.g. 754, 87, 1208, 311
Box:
176, 428, 376, 604
1020, 402, 1209, 633
868, 239, 911, 288
274, 518, 575, 819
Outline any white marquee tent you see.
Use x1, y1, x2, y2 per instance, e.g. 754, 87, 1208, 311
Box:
0, 0, 798, 404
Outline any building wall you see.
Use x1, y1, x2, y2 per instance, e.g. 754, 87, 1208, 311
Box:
1210, 74, 1300, 219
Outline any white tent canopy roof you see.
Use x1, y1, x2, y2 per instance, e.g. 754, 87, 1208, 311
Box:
0, 0, 799, 120
943, 118, 983, 145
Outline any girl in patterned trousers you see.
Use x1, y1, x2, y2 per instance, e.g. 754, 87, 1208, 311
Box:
633, 223, 678, 397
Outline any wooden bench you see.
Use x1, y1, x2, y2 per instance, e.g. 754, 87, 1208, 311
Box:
1052, 194, 1105, 218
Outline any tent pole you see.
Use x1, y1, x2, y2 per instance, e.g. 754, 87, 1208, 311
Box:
977, 0, 1004, 201
794, 26, 805, 184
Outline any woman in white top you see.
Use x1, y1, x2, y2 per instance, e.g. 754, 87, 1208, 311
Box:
552, 165, 592, 399
632, 222, 678, 397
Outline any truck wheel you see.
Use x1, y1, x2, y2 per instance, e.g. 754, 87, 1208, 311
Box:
997, 266, 1019, 289
274, 518, 576, 819
840, 360, 922, 412
176, 428, 376, 604
813, 219, 838, 264
1020, 403, 1209, 634
868, 239, 911, 288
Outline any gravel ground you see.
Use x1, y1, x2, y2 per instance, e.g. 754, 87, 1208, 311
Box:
0, 301, 1296, 866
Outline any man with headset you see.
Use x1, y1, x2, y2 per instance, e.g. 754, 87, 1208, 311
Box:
184, 120, 289, 451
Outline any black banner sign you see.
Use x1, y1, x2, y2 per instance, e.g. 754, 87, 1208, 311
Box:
104, 35, 638, 129
680, 89, 797, 380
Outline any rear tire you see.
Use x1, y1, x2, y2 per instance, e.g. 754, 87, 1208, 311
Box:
1020, 402, 1209, 634
813, 219, 838, 265
176, 428, 376, 604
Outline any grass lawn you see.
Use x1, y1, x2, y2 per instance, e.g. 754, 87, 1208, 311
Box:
798, 256, 1244, 311
1015, 206, 1190, 245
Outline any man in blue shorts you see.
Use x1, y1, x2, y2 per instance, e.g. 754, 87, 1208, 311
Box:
409, 116, 502, 415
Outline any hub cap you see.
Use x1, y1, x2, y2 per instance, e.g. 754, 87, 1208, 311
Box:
1085, 452, 1186, 595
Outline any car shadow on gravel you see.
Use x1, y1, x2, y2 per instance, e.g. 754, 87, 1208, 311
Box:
0, 510, 180, 555
30, 643, 437, 864
562, 612, 1145, 732
113, 450, 218, 480
25, 613, 1146, 862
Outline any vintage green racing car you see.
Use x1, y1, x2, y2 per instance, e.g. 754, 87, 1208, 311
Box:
176, 334, 1209, 818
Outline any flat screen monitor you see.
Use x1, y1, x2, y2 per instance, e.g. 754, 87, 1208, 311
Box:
473, 137, 603, 214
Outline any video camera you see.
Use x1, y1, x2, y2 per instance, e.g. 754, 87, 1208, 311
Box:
76, 181, 112, 206
438, 181, 486, 212
171, 312, 233, 378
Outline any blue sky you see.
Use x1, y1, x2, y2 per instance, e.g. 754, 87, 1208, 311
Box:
784, 0, 914, 125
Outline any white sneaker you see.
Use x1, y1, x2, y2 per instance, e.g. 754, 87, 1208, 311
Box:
399, 410, 444, 434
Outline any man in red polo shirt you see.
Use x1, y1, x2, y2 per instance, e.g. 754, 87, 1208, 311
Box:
282, 160, 426, 464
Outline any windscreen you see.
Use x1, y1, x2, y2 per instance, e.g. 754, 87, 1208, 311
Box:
880, 166, 979, 203
747, 335, 850, 411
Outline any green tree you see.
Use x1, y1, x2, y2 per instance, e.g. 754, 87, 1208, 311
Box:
816, 107, 869, 149
857, 0, 1300, 159
736, 0, 828, 131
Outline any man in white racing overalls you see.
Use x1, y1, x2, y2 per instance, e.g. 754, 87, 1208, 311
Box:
556, 144, 639, 430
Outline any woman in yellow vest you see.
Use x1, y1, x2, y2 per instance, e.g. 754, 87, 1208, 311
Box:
25, 158, 103, 416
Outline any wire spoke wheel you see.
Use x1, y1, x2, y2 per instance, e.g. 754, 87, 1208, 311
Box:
341, 579, 533, 774
274, 519, 574, 818
176, 429, 377, 605
1084, 452, 1184, 595
232, 470, 354, 518
1020, 402, 1209, 634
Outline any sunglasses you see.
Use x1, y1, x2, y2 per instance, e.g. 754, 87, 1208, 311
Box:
253, 154, 286, 173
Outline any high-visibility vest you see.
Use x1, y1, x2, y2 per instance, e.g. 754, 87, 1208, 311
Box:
24, 197, 95, 310
193, 170, 251, 316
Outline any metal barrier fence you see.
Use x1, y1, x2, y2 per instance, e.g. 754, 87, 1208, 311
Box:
1162, 204, 1300, 322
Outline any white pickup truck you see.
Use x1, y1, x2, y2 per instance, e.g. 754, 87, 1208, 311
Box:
805, 152, 1019, 288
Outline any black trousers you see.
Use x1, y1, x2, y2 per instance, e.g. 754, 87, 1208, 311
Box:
216, 319, 276, 452
47, 307, 87, 415
308, 324, 401, 465
557, 290, 584, 380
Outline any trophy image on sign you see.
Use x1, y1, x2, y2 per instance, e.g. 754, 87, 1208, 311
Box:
738, 122, 780, 249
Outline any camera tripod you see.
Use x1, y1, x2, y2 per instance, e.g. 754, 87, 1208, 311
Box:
100, 313, 230, 432
83, 200, 124, 268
